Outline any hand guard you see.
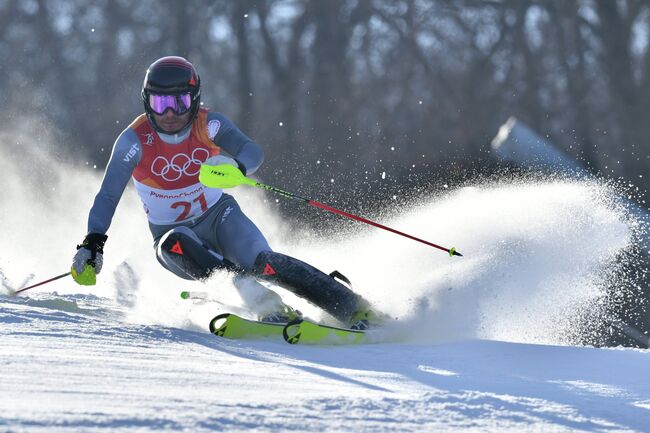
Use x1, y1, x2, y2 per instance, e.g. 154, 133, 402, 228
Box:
71, 233, 108, 286
200, 155, 255, 189
204, 155, 246, 175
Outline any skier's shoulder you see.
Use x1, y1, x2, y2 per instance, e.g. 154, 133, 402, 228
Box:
200, 107, 229, 122
201, 109, 238, 135
110, 115, 146, 165
127, 113, 149, 130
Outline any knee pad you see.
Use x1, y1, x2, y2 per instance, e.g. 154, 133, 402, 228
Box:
158, 227, 231, 281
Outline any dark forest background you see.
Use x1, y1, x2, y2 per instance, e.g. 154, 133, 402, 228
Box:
3, 0, 650, 210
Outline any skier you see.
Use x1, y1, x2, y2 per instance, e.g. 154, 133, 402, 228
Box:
71, 56, 381, 329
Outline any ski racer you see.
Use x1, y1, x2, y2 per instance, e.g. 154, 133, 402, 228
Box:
71, 56, 381, 329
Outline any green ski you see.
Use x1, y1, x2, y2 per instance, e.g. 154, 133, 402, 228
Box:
209, 313, 285, 340
282, 319, 368, 345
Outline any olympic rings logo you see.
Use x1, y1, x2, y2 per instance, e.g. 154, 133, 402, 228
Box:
151, 148, 210, 182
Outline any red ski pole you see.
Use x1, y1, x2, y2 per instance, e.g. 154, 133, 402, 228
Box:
13, 272, 71, 295
200, 164, 463, 257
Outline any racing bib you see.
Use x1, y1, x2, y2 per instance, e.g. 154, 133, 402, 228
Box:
130, 110, 223, 225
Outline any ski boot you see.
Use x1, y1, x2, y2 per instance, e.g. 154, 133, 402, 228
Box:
259, 304, 302, 324
348, 308, 390, 330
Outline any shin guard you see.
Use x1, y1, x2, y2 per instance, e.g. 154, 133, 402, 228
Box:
253, 251, 369, 322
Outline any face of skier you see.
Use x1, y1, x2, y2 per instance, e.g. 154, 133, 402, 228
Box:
152, 109, 191, 134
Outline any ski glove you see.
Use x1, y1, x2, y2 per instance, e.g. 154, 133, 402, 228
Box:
71, 233, 108, 286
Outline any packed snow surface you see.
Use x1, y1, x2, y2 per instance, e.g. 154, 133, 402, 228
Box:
1, 149, 649, 431
1, 293, 649, 432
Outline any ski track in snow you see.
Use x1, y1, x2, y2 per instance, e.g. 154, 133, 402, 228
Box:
1, 293, 649, 433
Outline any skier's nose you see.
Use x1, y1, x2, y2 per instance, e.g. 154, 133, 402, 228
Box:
162, 109, 178, 119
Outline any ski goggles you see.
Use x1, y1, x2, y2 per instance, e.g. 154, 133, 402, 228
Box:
148, 92, 193, 115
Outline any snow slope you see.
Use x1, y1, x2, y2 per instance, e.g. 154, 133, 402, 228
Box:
2, 293, 649, 433
1, 145, 649, 431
